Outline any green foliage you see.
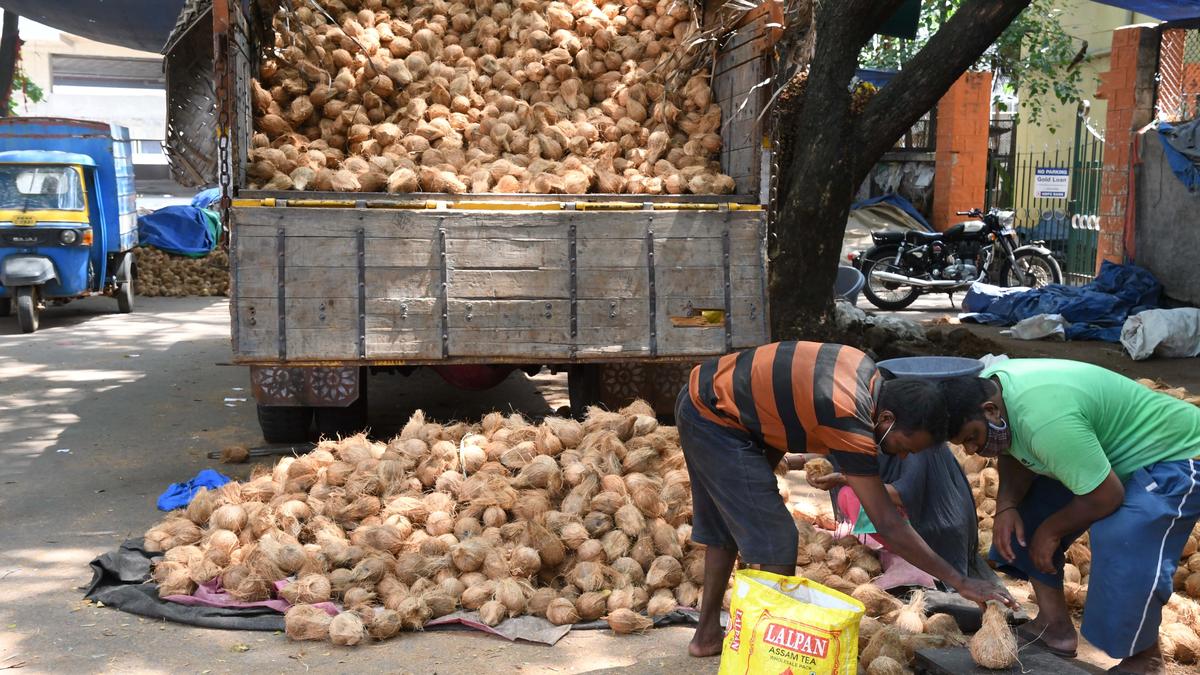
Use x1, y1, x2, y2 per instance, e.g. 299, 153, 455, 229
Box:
860, 0, 1083, 129
8, 67, 45, 115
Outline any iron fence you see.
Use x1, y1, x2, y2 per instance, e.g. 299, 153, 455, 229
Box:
1156, 28, 1200, 123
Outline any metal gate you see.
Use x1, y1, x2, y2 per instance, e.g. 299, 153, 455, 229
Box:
985, 105, 1103, 285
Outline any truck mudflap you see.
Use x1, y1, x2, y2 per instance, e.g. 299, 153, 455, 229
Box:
1, 255, 58, 286
250, 365, 360, 407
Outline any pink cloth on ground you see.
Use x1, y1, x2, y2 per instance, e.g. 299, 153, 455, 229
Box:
161, 578, 340, 616
831, 487, 937, 590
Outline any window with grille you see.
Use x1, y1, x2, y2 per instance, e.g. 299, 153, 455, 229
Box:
50, 55, 164, 89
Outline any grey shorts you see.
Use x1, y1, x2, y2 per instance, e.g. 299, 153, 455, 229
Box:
675, 386, 798, 566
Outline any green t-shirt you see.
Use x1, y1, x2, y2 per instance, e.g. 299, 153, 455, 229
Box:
982, 359, 1200, 495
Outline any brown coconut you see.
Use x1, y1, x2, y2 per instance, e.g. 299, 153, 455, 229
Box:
285, 604, 333, 641
969, 602, 1017, 669
605, 607, 653, 634
546, 597, 580, 625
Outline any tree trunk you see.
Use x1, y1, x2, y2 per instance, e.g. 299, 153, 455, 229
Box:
0, 11, 19, 117
768, 0, 1032, 341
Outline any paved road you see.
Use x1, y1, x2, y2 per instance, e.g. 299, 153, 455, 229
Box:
0, 297, 703, 673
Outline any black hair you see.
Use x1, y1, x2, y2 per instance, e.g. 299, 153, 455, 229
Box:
877, 378, 948, 443
938, 376, 994, 438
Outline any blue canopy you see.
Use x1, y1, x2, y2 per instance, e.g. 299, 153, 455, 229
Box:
1089, 0, 1200, 22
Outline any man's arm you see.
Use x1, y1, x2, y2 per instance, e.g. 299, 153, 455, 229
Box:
810, 471, 904, 508
844, 472, 1018, 608
992, 454, 1036, 562
1029, 470, 1124, 573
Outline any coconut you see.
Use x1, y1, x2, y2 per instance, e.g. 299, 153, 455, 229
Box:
209, 504, 249, 532
494, 578, 529, 616
450, 538, 491, 572
281, 573, 333, 604
329, 611, 366, 646
546, 597, 580, 625
603, 607, 653, 634
804, 457, 834, 487
647, 588, 677, 616
285, 604, 334, 641
577, 538, 606, 562
650, 518, 682, 558
560, 522, 590, 549
923, 613, 965, 644
479, 600, 508, 626
646, 556, 682, 589
510, 545, 542, 577
861, 627, 913, 668
865, 656, 910, 675
894, 590, 926, 633
461, 580, 496, 610
568, 561, 607, 591
1162, 623, 1200, 664
969, 602, 1017, 669
395, 595, 433, 630
522, 521, 566, 568
367, 608, 404, 639
853, 584, 902, 618
575, 590, 611, 620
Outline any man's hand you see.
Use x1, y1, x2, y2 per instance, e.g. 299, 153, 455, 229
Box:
952, 576, 1020, 611
1030, 524, 1063, 575
993, 507, 1025, 563
807, 471, 845, 491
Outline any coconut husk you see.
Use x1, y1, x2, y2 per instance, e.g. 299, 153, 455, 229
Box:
865, 655, 910, 675
494, 578, 529, 616
560, 522, 590, 549
894, 590, 926, 633
394, 594, 432, 630
423, 589, 457, 618
923, 613, 965, 644
527, 587, 557, 617
567, 561, 607, 592
646, 556, 683, 590
343, 587, 378, 610
853, 583, 903, 618
614, 503, 646, 537
862, 627, 913, 668
647, 588, 677, 616
185, 488, 217, 526
522, 520, 566, 568
1162, 623, 1200, 664
546, 597, 579, 625
509, 545, 542, 577
461, 580, 497, 610
576, 590, 611, 620
367, 608, 404, 639
969, 602, 1017, 669
606, 587, 648, 613
285, 604, 333, 641
482, 506, 508, 528
859, 615, 883, 650
512, 490, 553, 522
329, 611, 367, 646
650, 518, 683, 559
281, 573, 333, 604
605, 607, 653, 634
221, 445, 250, 464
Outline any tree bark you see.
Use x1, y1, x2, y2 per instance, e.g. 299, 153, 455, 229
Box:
768, 0, 1032, 340
0, 11, 18, 117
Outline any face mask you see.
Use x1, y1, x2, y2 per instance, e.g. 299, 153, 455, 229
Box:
979, 417, 1011, 458
876, 420, 895, 453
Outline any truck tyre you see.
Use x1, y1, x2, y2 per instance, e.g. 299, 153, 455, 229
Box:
256, 404, 313, 443
0, 296, 10, 317
16, 287, 38, 333
567, 365, 602, 420
117, 280, 134, 313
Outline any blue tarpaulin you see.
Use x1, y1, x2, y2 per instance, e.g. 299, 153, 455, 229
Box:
137, 205, 221, 257
191, 187, 221, 209
1158, 121, 1200, 191
851, 193, 934, 231
1089, 1, 1200, 22
961, 262, 1162, 342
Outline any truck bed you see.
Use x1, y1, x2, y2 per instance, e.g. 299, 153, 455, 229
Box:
230, 199, 768, 365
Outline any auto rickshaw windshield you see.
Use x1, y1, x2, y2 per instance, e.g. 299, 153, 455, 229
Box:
0, 165, 85, 211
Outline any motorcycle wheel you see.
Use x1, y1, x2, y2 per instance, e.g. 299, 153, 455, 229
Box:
861, 246, 921, 310
1001, 250, 1063, 288
16, 287, 38, 333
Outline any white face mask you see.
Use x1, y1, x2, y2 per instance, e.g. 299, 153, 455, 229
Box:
876, 420, 895, 453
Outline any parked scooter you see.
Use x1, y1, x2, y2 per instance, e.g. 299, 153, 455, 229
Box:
850, 208, 1062, 310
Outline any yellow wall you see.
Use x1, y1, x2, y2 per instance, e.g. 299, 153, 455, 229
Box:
1014, 1, 1156, 152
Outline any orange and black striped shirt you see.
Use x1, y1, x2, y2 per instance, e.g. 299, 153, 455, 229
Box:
688, 341, 882, 475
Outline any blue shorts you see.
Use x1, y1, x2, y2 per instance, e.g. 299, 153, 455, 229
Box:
990, 458, 1200, 658
675, 387, 797, 566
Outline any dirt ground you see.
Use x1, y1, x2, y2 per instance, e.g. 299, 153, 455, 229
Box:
1, 295, 1196, 673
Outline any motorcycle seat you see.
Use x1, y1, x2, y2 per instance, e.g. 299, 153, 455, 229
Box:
904, 230, 945, 243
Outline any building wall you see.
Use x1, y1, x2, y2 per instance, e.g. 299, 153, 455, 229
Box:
1134, 130, 1200, 305
1014, 1, 1155, 153
16, 20, 168, 178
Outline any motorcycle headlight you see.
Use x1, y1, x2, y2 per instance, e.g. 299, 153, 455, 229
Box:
60, 229, 79, 245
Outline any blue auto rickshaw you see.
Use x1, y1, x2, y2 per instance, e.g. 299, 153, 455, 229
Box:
0, 118, 138, 332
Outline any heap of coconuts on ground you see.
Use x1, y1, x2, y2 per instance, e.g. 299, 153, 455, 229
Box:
249, 0, 736, 195
133, 247, 230, 298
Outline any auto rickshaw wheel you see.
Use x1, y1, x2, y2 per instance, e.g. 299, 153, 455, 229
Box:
117, 280, 134, 313
15, 287, 38, 333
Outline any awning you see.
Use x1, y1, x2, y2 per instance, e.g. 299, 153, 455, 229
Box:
0, 0, 186, 53
1089, 0, 1200, 22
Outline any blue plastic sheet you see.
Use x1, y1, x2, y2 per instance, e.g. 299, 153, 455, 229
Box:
961, 262, 1162, 342
157, 469, 230, 511
851, 193, 934, 231
1089, 1, 1200, 22
1158, 122, 1200, 192
137, 205, 220, 257
191, 187, 221, 209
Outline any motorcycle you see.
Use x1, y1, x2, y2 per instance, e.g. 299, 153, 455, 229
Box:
850, 208, 1062, 310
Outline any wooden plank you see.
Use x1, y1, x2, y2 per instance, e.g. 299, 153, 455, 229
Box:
576, 297, 650, 355
448, 269, 570, 299
656, 294, 767, 355
234, 298, 278, 358
365, 297, 440, 359
234, 207, 440, 238
286, 297, 358, 331
445, 238, 567, 268
287, 328, 361, 360
281, 267, 357, 299
261, 236, 438, 268
366, 267, 439, 298
446, 299, 570, 358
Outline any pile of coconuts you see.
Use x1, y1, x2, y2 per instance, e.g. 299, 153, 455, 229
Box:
134, 247, 230, 298
248, 0, 737, 195
143, 402, 772, 645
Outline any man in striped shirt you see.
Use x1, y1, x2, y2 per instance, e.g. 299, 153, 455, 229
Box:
677, 341, 1016, 658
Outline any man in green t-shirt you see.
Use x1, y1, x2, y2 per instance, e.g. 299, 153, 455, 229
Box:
941, 359, 1200, 675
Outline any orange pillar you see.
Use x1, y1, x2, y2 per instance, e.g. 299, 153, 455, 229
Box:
932, 71, 993, 231
1094, 25, 1159, 265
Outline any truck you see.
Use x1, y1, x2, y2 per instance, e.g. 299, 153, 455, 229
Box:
0, 118, 138, 332
162, 0, 777, 442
